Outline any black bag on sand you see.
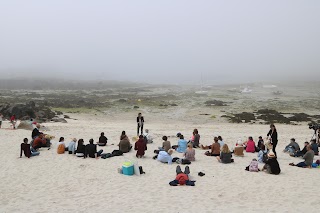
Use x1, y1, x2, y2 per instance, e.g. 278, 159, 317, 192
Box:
112, 150, 123, 156
139, 166, 145, 174
262, 152, 268, 163
181, 159, 191, 165
101, 153, 113, 159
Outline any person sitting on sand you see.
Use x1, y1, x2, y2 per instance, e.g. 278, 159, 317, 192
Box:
119, 134, 132, 153
97, 132, 108, 146
203, 137, 221, 156
257, 144, 267, 163
32, 133, 47, 150
234, 139, 244, 157
218, 136, 224, 150
67, 138, 77, 154
157, 149, 174, 164
120, 131, 128, 141
173, 135, 188, 153
310, 139, 319, 156
283, 138, 300, 155
192, 129, 200, 148
20, 138, 40, 158
245, 137, 256, 153
134, 135, 147, 158
155, 136, 171, 154
169, 165, 195, 186
32, 123, 42, 139
143, 129, 153, 144
75, 139, 85, 157
217, 144, 234, 163
184, 143, 195, 161
57, 137, 66, 154
0, 113, 3, 128
257, 136, 264, 151
289, 145, 315, 168
85, 139, 103, 158
291, 142, 309, 157
262, 151, 281, 175
245, 159, 259, 172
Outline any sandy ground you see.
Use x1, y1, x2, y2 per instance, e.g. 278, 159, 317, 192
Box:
0, 112, 320, 213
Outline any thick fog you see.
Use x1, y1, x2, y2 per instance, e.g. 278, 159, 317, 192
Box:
0, 0, 319, 85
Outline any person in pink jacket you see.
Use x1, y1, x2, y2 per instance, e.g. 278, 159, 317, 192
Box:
246, 137, 256, 153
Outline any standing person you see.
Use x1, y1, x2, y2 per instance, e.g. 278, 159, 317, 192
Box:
10, 114, 16, 129
267, 124, 278, 156
20, 138, 40, 158
134, 135, 147, 158
0, 113, 3, 128
137, 113, 144, 136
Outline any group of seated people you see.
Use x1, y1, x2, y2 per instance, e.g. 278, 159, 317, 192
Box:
284, 138, 319, 157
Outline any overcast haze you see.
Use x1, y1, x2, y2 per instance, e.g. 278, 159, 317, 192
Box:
0, 0, 319, 85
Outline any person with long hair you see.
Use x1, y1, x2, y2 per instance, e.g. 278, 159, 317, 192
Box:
267, 124, 278, 156
75, 139, 85, 157
217, 144, 234, 163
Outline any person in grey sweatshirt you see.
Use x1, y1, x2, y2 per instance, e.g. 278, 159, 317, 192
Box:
289, 145, 314, 168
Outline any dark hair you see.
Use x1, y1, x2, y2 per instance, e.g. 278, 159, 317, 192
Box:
291, 138, 295, 141
179, 135, 184, 139
89, 139, 94, 144
304, 141, 309, 145
259, 136, 262, 139
101, 132, 104, 136
194, 129, 198, 134
139, 135, 144, 139
270, 124, 277, 131
214, 137, 219, 142
121, 131, 126, 135
78, 139, 84, 145
218, 136, 223, 140
260, 144, 265, 150
23, 138, 28, 143
162, 136, 167, 141
138, 113, 142, 115
59, 137, 64, 142
249, 136, 253, 141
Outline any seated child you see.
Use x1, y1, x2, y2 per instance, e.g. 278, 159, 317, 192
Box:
245, 159, 260, 172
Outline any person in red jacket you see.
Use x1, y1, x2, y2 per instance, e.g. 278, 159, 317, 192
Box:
245, 136, 256, 153
10, 114, 16, 129
169, 165, 195, 186
134, 135, 147, 158
32, 134, 47, 150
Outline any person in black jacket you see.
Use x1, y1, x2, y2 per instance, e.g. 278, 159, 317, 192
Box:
262, 151, 281, 175
267, 124, 278, 156
32, 124, 42, 139
97, 132, 108, 146
75, 139, 86, 157
85, 139, 103, 158
137, 113, 144, 136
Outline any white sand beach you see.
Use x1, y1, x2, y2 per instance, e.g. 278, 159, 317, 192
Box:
1, 112, 319, 213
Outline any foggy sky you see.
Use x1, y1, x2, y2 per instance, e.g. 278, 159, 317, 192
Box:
0, 0, 319, 85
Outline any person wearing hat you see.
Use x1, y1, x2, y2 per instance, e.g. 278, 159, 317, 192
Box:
234, 139, 244, 157
262, 151, 281, 175
67, 138, 77, 154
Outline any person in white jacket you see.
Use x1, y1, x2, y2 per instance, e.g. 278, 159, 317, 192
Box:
157, 150, 173, 164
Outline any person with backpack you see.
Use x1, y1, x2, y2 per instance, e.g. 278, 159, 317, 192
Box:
57, 137, 66, 154
169, 165, 195, 186
245, 159, 260, 172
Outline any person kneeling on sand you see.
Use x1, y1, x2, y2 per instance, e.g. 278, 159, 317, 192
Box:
184, 143, 195, 161
191, 129, 200, 148
262, 151, 281, 175
234, 139, 244, 157
169, 165, 195, 186
20, 138, 40, 158
217, 144, 234, 163
157, 149, 174, 164
202, 137, 220, 156
97, 132, 108, 146
119, 134, 132, 153
75, 139, 85, 157
135, 135, 147, 158
85, 139, 103, 158
57, 137, 66, 154
289, 145, 315, 168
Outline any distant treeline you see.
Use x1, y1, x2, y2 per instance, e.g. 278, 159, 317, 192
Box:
0, 79, 139, 90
